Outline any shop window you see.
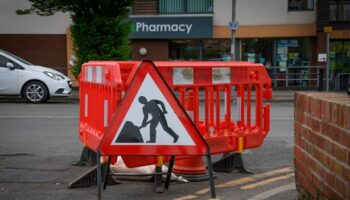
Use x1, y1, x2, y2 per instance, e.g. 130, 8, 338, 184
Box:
288, 0, 314, 11
330, 40, 350, 73
202, 40, 231, 61
169, 39, 230, 61
169, 40, 201, 61
159, 0, 213, 14
330, 0, 350, 21
242, 38, 311, 87
241, 39, 274, 67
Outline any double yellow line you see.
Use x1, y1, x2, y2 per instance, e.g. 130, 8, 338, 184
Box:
174, 167, 294, 200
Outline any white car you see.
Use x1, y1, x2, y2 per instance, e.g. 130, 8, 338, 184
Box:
0, 49, 72, 103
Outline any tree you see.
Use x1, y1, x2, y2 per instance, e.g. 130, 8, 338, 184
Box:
17, 0, 134, 77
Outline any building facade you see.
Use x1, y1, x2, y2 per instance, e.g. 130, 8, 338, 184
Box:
0, 0, 349, 89
130, 0, 349, 89
0, 0, 71, 75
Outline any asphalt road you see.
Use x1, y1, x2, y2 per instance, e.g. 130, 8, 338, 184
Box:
0, 98, 297, 200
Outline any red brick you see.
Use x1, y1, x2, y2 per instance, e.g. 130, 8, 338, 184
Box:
326, 156, 335, 172
305, 166, 313, 182
322, 184, 337, 200
313, 145, 322, 162
294, 122, 302, 134
315, 162, 326, 179
295, 156, 305, 174
326, 172, 336, 189
333, 161, 343, 178
334, 190, 343, 200
303, 129, 312, 144
333, 145, 347, 163
330, 126, 342, 142
294, 146, 303, 161
341, 166, 350, 183
311, 98, 322, 119
321, 99, 332, 122
305, 94, 311, 113
314, 134, 326, 150
343, 105, 350, 129
331, 103, 341, 127
341, 130, 350, 148
311, 118, 321, 133
295, 110, 304, 124
319, 152, 328, 168
320, 122, 329, 138
325, 139, 337, 158
305, 114, 313, 129
335, 178, 346, 199
311, 174, 322, 190
337, 104, 345, 128
300, 136, 307, 151
295, 170, 307, 187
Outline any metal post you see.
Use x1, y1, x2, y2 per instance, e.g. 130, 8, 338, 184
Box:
326, 32, 330, 91
230, 0, 236, 61
206, 152, 216, 198
97, 152, 101, 200
164, 155, 175, 190
286, 67, 288, 87
318, 68, 324, 91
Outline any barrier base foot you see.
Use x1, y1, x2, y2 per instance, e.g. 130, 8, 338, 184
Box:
72, 147, 97, 166
212, 152, 253, 174
174, 172, 216, 182
68, 164, 120, 189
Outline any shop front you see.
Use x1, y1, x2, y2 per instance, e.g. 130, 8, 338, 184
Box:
241, 38, 313, 87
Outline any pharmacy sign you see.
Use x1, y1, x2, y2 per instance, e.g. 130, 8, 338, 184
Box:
129, 16, 212, 39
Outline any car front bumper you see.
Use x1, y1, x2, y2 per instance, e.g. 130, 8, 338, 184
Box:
48, 80, 72, 97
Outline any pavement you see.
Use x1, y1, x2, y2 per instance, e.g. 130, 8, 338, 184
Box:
0, 98, 297, 199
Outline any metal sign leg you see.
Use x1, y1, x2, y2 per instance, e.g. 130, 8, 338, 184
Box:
103, 156, 111, 190
206, 153, 216, 198
164, 155, 175, 190
97, 152, 102, 200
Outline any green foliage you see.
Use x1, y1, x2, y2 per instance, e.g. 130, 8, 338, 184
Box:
17, 0, 134, 77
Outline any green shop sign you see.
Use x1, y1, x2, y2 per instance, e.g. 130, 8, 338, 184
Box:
129, 16, 213, 39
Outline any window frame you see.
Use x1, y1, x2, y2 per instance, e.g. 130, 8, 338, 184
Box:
329, 0, 350, 22
158, 0, 214, 14
0, 55, 24, 70
287, 0, 314, 12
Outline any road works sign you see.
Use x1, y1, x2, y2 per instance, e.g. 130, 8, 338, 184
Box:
99, 61, 207, 156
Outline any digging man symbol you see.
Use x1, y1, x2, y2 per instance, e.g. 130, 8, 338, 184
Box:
138, 96, 179, 143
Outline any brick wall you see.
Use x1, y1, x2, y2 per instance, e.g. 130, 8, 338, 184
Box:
294, 92, 350, 200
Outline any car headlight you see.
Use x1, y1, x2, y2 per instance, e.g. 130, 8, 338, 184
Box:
44, 71, 65, 81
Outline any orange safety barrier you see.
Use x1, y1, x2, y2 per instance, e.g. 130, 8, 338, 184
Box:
78, 61, 272, 167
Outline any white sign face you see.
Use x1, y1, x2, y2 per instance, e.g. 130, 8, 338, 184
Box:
318, 54, 327, 62
112, 74, 195, 146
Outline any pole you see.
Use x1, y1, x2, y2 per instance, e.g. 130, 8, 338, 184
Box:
97, 152, 101, 200
230, 0, 236, 61
326, 32, 330, 91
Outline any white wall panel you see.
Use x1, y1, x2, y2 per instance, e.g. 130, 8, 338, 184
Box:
0, 0, 71, 34
214, 0, 315, 26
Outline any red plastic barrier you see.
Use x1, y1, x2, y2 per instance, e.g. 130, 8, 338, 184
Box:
78, 61, 272, 167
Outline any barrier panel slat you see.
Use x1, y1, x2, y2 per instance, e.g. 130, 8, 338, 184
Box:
78, 61, 272, 167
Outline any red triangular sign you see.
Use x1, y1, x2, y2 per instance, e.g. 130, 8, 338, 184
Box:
99, 61, 208, 156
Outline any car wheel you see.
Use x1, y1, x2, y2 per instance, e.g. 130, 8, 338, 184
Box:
23, 81, 48, 103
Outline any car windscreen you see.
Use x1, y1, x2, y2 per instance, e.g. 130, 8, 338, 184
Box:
0, 50, 33, 65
